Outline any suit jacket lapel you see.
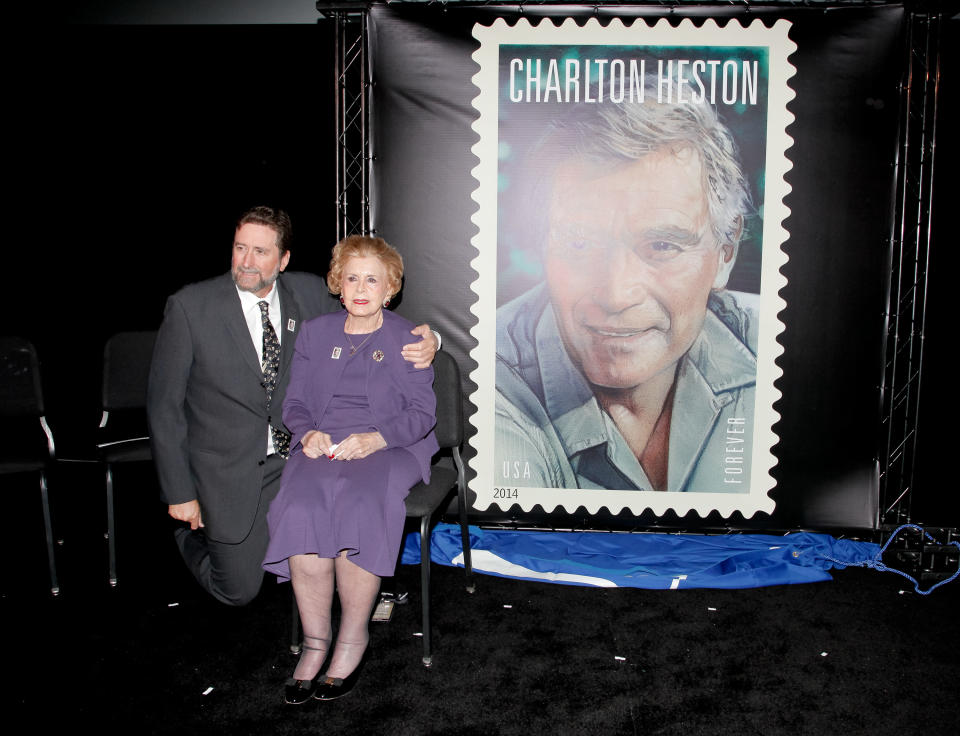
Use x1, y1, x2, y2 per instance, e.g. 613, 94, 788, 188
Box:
220, 274, 264, 379
277, 276, 301, 383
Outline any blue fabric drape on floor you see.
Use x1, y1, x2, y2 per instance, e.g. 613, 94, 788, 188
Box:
401, 524, 881, 589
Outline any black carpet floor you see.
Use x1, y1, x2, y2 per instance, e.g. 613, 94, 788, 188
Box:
4, 465, 958, 735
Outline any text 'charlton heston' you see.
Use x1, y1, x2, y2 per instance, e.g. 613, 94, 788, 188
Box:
508, 58, 760, 106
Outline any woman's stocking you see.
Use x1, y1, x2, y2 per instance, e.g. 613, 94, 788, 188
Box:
289, 553, 335, 681
325, 551, 380, 679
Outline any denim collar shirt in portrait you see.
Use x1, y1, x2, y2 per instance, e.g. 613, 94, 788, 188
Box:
495, 283, 758, 493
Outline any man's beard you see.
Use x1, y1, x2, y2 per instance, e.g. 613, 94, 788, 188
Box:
233, 266, 279, 294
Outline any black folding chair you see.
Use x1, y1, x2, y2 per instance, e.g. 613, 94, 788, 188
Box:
0, 337, 60, 596
403, 350, 474, 666
98, 331, 156, 587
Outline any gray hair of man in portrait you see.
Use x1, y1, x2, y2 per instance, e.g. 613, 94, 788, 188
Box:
508, 82, 754, 290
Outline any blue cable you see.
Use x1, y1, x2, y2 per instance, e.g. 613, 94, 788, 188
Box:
823, 523, 960, 595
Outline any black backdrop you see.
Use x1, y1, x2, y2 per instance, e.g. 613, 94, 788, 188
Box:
10, 23, 339, 457
367, 3, 939, 531
5, 6, 958, 533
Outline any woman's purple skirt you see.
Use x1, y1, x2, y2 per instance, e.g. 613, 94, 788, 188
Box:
263, 447, 420, 580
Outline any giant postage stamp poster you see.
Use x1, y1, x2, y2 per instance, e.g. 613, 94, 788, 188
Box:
469, 18, 795, 518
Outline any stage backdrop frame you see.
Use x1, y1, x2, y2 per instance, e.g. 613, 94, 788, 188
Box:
341, 1, 946, 534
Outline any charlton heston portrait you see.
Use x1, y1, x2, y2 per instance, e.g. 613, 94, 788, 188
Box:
494, 64, 765, 494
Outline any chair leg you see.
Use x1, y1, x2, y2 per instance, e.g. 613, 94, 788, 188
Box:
457, 488, 475, 594
290, 588, 302, 654
454, 448, 475, 593
39, 471, 59, 596
106, 465, 117, 587
420, 514, 432, 668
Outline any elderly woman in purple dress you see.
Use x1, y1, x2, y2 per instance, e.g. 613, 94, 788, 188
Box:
263, 235, 438, 704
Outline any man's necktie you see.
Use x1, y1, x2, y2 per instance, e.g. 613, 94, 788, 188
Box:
258, 300, 290, 459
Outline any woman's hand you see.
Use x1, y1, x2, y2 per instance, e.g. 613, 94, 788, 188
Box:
301, 430, 335, 459
330, 431, 387, 461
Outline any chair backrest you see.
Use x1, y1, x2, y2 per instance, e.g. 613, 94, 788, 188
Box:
102, 331, 157, 411
0, 336, 44, 417
431, 351, 463, 450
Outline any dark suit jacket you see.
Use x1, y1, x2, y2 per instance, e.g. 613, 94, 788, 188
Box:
282, 309, 439, 485
147, 271, 336, 544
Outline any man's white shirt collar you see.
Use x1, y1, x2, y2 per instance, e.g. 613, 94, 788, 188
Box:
237, 280, 282, 359
236, 280, 280, 315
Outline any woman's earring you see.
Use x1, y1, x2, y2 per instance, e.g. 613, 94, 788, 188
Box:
383, 297, 391, 308
339, 296, 345, 306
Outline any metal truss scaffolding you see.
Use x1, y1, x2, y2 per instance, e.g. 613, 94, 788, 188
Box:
879, 9, 941, 529
333, 8, 370, 240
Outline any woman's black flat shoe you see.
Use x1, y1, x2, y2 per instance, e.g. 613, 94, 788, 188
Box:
284, 636, 330, 705
314, 651, 368, 701
284, 676, 320, 705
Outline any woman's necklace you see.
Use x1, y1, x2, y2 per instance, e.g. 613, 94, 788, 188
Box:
345, 330, 375, 356
344, 313, 382, 355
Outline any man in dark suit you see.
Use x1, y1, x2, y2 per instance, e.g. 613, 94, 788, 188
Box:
147, 206, 437, 605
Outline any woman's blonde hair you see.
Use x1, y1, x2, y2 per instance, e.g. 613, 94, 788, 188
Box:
326, 235, 404, 299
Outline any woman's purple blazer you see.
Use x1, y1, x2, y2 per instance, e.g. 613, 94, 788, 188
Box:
282, 308, 439, 484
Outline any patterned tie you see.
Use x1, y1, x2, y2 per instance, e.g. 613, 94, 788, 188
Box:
258, 300, 290, 459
